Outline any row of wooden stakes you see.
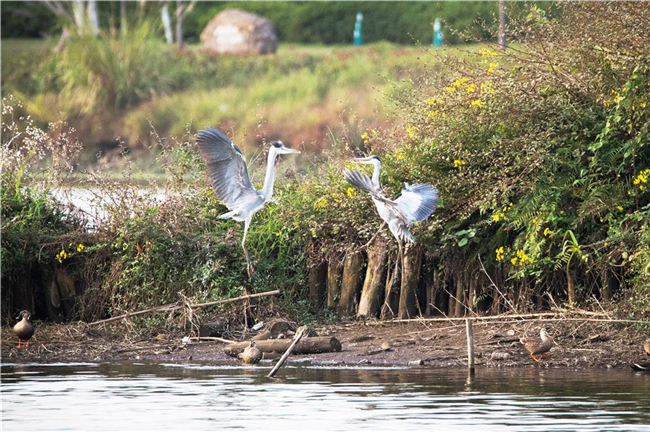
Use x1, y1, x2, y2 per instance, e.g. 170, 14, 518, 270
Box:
307, 238, 424, 320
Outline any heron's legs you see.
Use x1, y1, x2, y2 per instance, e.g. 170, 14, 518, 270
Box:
242, 217, 254, 279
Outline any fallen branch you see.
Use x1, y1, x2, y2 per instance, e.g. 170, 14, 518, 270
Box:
88, 290, 281, 326
188, 336, 235, 344
267, 326, 308, 378
390, 310, 618, 324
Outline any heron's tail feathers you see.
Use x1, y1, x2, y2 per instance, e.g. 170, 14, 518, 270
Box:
218, 210, 237, 220
344, 169, 377, 194
397, 225, 415, 244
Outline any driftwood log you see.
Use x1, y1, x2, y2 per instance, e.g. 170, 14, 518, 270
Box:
224, 337, 342, 357
357, 235, 387, 318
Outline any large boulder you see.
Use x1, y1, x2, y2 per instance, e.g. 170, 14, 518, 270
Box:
200, 9, 278, 55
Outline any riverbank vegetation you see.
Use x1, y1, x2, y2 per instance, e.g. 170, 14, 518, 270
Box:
1, 2, 649, 330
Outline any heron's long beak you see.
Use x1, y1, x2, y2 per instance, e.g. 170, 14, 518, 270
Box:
354, 156, 375, 164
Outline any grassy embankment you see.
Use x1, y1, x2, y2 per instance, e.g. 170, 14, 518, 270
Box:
1, 2, 649, 331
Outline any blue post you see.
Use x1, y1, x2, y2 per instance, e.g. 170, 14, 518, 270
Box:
433, 18, 443, 48
354, 13, 363, 46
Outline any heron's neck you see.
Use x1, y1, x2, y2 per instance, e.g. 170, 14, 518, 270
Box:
260, 148, 278, 202
371, 161, 381, 186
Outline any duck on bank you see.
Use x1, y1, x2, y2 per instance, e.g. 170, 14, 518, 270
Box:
13, 310, 35, 348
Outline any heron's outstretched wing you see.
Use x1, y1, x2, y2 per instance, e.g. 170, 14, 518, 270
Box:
395, 183, 439, 223
345, 169, 410, 224
344, 169, 380, 194
196, 127, 259, 210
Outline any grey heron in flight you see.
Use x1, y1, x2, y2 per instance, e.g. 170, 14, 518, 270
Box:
344, 155, 438, 251
196, 127, 300, 277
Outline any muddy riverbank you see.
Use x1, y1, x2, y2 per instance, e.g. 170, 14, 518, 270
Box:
3, 316, 649, 370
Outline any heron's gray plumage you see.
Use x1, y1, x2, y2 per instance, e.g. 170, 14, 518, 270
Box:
345, 156, 438, 244
196, 126, 299, 277
196, 127, 260, 213
395, 183, 438, 222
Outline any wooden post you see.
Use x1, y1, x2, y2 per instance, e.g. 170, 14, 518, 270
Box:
326, 256, 343, 310
339, 250, 364, 315
267, 326, 307, 378
357, 236, 387, 318
466, 318, 475, 374
398, 244, 422, 319
308, 261, 327, 311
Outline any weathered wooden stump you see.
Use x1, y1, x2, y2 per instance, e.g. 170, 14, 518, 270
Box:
398, 244, 422, 319
308, 261, 327, 311
326, 255, 343, 310
339, 250, 364, 316
357, 236, 387, 318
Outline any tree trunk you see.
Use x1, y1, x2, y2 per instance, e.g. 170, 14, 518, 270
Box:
308, 261, 327, 311
381, 254, 401, 319
175, 0, 184, 50
224, 337, 342, 357
398, 244, 422, 319
120, 0, 127, 34
338, 250, 364, 316
326, 255, 343, 310
161, 4, 173, 44
86, 0, 99, 35
357, 236, 387, 318
498, 0, 507, 49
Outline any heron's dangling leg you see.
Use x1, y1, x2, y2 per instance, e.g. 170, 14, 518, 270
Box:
242, 217, 254, 279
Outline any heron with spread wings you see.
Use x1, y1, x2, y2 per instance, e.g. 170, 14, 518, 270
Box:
196, 127, 300, 277
344, 156, 438, 254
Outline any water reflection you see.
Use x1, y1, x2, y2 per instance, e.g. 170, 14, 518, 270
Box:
2, 362, 649, 431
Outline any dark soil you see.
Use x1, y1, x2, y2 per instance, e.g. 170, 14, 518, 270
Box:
2, 316, 649, 370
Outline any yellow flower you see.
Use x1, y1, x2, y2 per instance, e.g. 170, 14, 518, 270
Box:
543, 227, 552, 237
604, 242, 609, 246
406, 125, 419, 140
510, 257, 518, 265
453, 159, 466, 169
479, 48, 497, 58
77, 244, 85, 252
466, 83, 476, 93
470, 99, 485, 107
346, 187, 355, 197
492, 214, 500, 222
495, 246, 504, 261
617, 206, 623, 212
487, 62, 499, 74
313, 197, 328, 209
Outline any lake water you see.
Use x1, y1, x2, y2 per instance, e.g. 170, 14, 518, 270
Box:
2, 363, 649, 431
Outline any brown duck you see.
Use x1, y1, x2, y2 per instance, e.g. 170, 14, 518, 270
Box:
520, 328, 553, 362
631, 339, 650, 372
13, 310, 35, 348
239, 341, 262, 365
